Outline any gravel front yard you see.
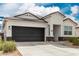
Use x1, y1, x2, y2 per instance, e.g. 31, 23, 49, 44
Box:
0, 49, 22, 56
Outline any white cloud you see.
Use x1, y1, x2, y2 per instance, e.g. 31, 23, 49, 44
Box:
0, 3, 60, 17
16, 3, 60, 16
16, 3, 35, 14
29, 6, 60, 16
0, 3, 21, 17
65, 14, 78, 23
0, 21, 2, 24
0, 14, 10, 17
65, 14, 75, 19
71, 5, 79, 16
3, 3, 18, 9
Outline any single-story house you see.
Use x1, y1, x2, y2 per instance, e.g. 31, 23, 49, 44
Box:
2, 11, 79, 42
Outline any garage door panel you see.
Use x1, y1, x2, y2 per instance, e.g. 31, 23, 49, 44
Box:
12, 26, 44, 42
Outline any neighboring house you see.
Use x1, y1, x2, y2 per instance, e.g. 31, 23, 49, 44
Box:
2, 11, 79, 42
0, 24, 3, 39
0, 17, 4, 39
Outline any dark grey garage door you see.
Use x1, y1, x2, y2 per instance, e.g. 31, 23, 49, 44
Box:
12, 26, 44, 42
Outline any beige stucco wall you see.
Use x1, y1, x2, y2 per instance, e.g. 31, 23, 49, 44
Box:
45, 13, 77, 37
62, 19, 77, 37
75, 28, 79, 37
4, 19, 48, 41
45, 12, 64, 25
44, 12, 64, 37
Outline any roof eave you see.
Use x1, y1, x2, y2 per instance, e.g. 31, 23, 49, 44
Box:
41, 11, 66, 19
63, 18, 78, 25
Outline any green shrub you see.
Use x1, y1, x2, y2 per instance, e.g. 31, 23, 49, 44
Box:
3, 41, 16, 53
68, 37, 79, 46
68, 37, 73, 42
0, 39, 3, 43
7, 38, 13, 41
68, 37, 77, 42
72, 39, 79, 45
0, 39, 3, 51
0, 43, 3, 51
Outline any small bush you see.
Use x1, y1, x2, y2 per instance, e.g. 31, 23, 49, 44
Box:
0, 39, 3, 51
68, 37, 79, 46
7, 38, 13, 41
68, 37, 73, 42
68, 37, 77, 42
0, 44, 3, 51
0, 39, 3, 43
3, 41, 16, 53
72, 39, 79, 45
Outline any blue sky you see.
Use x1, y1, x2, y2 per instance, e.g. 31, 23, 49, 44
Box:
0, 3, 79, 21
37, 3, 79, 21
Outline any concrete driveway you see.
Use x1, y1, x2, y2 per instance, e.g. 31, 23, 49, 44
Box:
16, 42, 79, 56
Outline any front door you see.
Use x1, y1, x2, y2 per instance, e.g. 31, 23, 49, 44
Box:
53, 25, 61, 41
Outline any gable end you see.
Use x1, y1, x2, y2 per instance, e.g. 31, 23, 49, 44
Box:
14, 12, 41, 20
63, 18, 78, 25
41, 11, 66, 19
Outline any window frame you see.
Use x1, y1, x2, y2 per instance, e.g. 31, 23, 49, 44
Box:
48, 25, 50, 36
64, 26, 72, 35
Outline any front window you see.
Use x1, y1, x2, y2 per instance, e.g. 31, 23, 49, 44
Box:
64, 26, 72, 35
